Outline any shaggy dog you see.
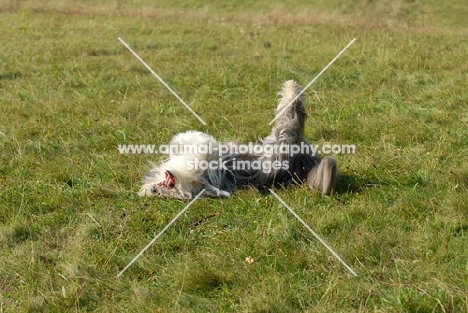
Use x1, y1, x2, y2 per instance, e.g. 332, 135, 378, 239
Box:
138, 80, 337, 199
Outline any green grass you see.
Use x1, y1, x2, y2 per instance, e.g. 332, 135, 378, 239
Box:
1, 0, 468, 312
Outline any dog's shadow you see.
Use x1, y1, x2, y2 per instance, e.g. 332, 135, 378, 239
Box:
335, 172, 366, 194
255, 171, 381, 196
334, 171, 401, 195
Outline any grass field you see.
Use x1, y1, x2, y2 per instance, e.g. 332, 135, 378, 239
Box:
1, 0, 468, 312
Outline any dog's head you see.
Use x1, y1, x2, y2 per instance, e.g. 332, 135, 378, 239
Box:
138, 130, 221, 199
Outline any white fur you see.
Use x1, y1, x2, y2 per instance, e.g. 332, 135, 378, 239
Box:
138, 131, 229, 198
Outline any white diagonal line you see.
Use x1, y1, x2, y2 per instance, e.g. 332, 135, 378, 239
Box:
118, 37, 207, 126
269, 189, 357, 276
117, 189, 206, 277
268, 38, 356, 125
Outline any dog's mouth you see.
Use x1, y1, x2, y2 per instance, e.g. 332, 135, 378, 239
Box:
157, 171, 175, 189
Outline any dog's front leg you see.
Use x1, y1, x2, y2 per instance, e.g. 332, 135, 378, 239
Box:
202, 185, 231, 198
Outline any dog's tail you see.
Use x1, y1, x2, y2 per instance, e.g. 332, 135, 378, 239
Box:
271, 80, 306, 135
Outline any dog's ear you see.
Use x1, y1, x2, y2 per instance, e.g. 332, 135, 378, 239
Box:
307, 157, 337, 195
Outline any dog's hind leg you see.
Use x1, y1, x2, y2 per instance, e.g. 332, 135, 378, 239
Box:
259, 81, 307, 162
306, 156, 337, 195
269, 80, 307, 141
255, 81, 310, 185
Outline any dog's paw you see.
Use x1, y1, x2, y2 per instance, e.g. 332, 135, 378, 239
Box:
138, 184, 155, 197
218, 190, 231, 198
202, 189, 231, 198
